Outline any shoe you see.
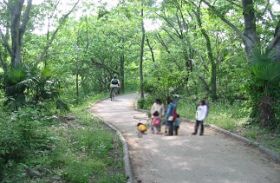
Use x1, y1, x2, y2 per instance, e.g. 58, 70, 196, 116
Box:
199, 134, 203, 136
192, 132, 196, 135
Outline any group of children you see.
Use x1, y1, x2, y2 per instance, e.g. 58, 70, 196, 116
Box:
137, 97, 208, 137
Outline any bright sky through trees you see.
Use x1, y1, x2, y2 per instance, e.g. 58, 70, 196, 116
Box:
32, 0, 163, 34
29, 0, 280, 34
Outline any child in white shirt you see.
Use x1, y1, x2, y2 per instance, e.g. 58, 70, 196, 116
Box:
192, 100, 208, 136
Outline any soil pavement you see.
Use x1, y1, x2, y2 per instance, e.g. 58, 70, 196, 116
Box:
91, 93, 280, 183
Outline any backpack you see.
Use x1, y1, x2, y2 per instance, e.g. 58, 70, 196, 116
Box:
111, 79, 119, 85
152, 117, 161, 126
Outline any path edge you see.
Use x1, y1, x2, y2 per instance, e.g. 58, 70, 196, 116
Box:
134, 101, 280, 164
207, 124, 280, 163
90, 99, 134, 183
101, 118, 134, 183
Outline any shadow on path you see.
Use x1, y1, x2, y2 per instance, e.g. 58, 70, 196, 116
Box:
91, 93, 280, 183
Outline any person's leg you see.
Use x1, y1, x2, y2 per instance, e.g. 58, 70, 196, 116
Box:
156, 125, 160, 134
192, 120, 199, 135
112, 87, 116, 98
151, 122, 155, 134
168, 121, 173, 135
163, 119, 168, 134
174, 126, 179, 135
200, 121, 204, 135
110, 87, 113, 100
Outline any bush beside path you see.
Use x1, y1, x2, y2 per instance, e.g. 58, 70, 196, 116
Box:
91, 93, 280, 183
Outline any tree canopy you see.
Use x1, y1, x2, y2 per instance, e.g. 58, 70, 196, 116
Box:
0, 0, 279, 127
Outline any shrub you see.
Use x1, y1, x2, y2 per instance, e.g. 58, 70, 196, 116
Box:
0, 106, 53, 179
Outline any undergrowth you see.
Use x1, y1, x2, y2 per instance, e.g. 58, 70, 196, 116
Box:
0, 93, 126, 182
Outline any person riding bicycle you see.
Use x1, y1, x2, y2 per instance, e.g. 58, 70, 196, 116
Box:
110, 75, 120, 99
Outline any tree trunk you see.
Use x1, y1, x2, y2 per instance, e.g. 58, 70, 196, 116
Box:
10, 0, 24, 68
120, 52, 125, 93
242, 0, 260, 58
201, 0, 280, 127
193, 7, 217, 100
139, 0, 145, 100
76, 62, 79, 104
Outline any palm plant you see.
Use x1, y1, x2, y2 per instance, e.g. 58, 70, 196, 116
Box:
3, 65, 61, 108
249, 51, 280, 128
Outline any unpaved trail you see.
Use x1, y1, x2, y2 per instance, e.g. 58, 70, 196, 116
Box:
91, 94, 280, 183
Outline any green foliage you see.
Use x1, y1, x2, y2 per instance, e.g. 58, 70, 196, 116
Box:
248, 51, 280, 129
2, 65, 63, 109
70, 128, 113, 158
251, 52, 280, 83
242, 125, 280, 153
63, 160, 104, 183
0, 106, 53, 180
0, 94, 126, 182
178, 97, 249, 131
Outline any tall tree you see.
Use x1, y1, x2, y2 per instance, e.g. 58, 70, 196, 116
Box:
191, 2, 217, 100
139, 0, 145, 99
200, 0, 280, 127
0, 0, 32, 68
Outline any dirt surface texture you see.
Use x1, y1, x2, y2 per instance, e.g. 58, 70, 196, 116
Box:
91, 94, 280, 183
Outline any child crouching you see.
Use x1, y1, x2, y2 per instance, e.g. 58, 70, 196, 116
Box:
137, 122, 148, 137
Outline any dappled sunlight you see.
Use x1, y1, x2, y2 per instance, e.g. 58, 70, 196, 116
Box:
91, 94, 280, 183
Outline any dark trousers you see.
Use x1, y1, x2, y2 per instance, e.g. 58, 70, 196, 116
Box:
167, 121, 174, 135
174, 126, 179, 135
193, 120, 204, 135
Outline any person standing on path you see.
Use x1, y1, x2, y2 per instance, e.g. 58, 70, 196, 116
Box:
192, 100, 208, 136
150, 99, 164, 132
165, 97, 177, 136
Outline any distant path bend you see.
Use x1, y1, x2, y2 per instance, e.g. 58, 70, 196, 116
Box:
91, 93, 280, 183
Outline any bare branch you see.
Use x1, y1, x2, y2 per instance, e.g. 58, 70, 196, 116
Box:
0, 52, 7, 72
224, 0, 242, 8
146, 37, 155, 63
175, 10, 183, 38
156, 11, 182, 38
175, 0, 189, 33
162, 27, 176, 42
19, 0, 32, 39
1, 0, 8, 6
37, 0, 80, 64
198, 75, 210, 92
91, 58, 118, 74
198, 0, 246, 41
156, 33, 170, 54
262, 0, 270, 16
267, 19, 280, 52
0, 28, 12, 55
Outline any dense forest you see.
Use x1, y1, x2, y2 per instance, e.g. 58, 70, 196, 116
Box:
0, 0, 279, 182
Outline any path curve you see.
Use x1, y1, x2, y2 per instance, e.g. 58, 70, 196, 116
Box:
91, 94, 280, 183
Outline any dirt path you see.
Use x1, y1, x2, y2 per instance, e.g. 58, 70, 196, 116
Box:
91, 94, 280, 183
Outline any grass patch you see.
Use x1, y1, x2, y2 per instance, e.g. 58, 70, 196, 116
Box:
241, 126, 280, 153
177, 99, 248, 131
0, 94, 126, 183
177, 98, 280, 154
